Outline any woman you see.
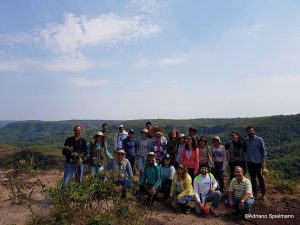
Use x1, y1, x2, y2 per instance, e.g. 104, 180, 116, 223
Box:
181, 135, 199, 182
87, 131, 112, 175
175, 133, 185, 167
225, 131, 246, 181
160, 154, 176, 199
211, 136, 227, 193
137, 128, 151, 178
170, 164, 195, 214
166, 129, 178, 166
198, 136, 214, 171
151, 132, 167, 163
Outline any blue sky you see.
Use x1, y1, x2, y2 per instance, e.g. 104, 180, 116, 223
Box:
1, 0, 300, 120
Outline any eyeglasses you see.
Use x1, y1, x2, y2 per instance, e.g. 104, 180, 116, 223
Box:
187, 138, 192, 140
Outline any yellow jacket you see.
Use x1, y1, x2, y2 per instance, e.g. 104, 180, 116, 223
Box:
170, 173, 195, 198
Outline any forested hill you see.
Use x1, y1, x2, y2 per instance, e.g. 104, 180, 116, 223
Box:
0, 114, 300, 179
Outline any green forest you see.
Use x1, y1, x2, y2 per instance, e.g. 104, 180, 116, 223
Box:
0, 114, 299, 180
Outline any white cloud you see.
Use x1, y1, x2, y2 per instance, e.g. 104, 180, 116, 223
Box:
40, 13, 161, 54
68, 77, 112, 87
135, 59, 148, 68
159, 56, 187, 65
0, 59, 39, 72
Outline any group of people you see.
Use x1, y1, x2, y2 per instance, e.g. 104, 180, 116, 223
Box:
62, 121, 267, 216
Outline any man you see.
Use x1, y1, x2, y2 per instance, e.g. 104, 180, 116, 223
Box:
62, 124, 87, 185
122, 129, 137, 174
244, 126, 267, 198
101, 123, 108, 136
188, 127, 199, 143
224, 166, 254, 214
114, 124, 128, 150
194, 164, 222, 216
105, 149, 133, 198
139, 152, 162, 204
145, 121, 153, 139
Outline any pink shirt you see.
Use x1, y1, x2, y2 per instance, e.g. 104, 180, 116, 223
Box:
181, 148, 199, 173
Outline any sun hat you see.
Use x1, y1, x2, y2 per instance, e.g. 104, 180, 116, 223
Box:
140, 128, 149, 133
178, 133, 185, 138
116, 149, 126, 154
93, 131, 104, 138
212, 136, 221, 142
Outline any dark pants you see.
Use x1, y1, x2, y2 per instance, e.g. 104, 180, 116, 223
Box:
212, 162, 224, 193
129, 157, 136, 174
160, 180, 172, 199
229, 161, 247, 181
247, 162, 265, 196
187, 168, 196, 184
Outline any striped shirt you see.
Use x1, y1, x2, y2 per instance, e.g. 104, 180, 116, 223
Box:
229, 177, 253, 199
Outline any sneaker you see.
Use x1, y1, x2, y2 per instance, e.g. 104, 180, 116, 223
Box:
185, 208, 190, 215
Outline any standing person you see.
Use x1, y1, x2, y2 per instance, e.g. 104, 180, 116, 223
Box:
175, 133, 185, 167
198, 136, 214, 171
211, 136, 227, 193
105, 149, 133, 198
225, 132, 246, 181
224, 166, 254, 214
181, 135, 199, 182
62, 124, 87, 186
87, 131, 112, 175
101, 123, 108, 136
170, 164, 195, 214
114, 125, 128, 150
151, 132, 167, 162
244, 126, 267, 199
166, 129, 178, 166
139, 152, 162, 205
145, 121, 153, 139
122, 129, 137, 175
188, 127, 199, 144
194, 164, 222, 216
160, 154, 176, 199
137, 128, 151, 178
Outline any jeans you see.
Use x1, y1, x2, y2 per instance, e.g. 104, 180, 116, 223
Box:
212, 162, 224, 192
89, 165, 104, 174
195, 191, 222, 215
178, 196, 194, 204
138, 156, 147, 171
224, 197, 254, 213
247, 162, 265, 195
63, 163, 84, 185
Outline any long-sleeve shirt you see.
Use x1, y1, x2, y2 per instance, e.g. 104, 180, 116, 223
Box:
122, 137, 137, 160
86, 142, 112, 160
170, 173, 194, 198
244, 135, 266, 163
114, 131, 128, 150
136, 138, 151, 157
181, 148, 199, 173
139, 164, 162, 188
62, 136, 87, 163
161, 165, 176, 182
193, 173, 218, 203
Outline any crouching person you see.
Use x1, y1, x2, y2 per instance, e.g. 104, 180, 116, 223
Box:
105, 149, 133, 198
170, 164, 195, 214
194, 164, 222, 216
139, 152, 162, 205
224, 166, 254, 214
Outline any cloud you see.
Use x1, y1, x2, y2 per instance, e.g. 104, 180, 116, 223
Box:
158, 56, 187, 65
40, 13, 161, 54
135, 59, 149, 68
0, 54, 94, 72
68, 77, 112, 87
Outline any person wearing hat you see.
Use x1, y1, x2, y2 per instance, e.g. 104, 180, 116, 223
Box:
122, 129, 137, 174
105, 149, 133, 198
139, 152, 162, 205
136, 128, 151, 178
211, 136, 228, 193
151, 131, 168, 162
160, 154, 176, 199
175, 133, 186, 167
87, 131, 112, 175
194, 164, 222, 216
198, 136, 214, 171
114, 124, 128, 150
170, 163, 195, 214
62, 124, 87, 186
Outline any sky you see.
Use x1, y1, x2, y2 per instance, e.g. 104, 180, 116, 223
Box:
1, 0, 300, 120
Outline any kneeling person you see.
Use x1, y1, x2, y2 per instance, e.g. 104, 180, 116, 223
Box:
105, 149, 133, 198
139, 152, 162, 204
224, 166, 254, 214
194, 164, 222, 216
